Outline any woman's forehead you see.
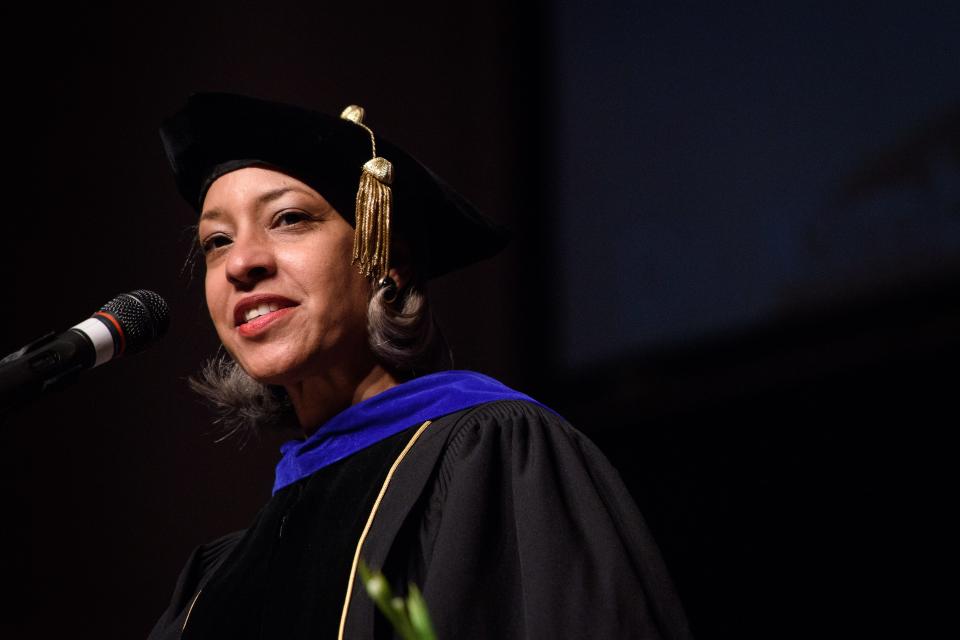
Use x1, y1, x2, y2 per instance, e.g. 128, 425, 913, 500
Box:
200, 167, 328, 218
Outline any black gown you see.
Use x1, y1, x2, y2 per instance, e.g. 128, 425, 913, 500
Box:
148, 399, 692, 639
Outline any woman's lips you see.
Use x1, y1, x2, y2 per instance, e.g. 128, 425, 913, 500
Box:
232, 294, 298, 337
233, 295, 297, 326
236, 306, 297, 338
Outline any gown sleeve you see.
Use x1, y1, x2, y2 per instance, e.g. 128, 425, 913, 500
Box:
390, 399, 693, 640
146, 530, 245, 640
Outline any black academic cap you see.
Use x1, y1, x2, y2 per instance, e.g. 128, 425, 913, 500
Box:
158, 91, 510, 280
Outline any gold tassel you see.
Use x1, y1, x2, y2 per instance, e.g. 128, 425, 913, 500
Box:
340, 105, 394, 282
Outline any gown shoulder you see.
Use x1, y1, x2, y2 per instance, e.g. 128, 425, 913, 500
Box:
372, 398, 693, 639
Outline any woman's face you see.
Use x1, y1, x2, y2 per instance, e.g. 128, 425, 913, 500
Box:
198, 166, 373, 385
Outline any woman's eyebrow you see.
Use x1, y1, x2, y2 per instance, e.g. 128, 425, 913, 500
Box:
199, 187, 314, 222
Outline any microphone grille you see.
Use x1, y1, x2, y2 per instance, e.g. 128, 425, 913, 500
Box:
100, 290, 171, 353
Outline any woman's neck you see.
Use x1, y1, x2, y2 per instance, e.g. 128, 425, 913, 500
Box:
284, 363, 400, 436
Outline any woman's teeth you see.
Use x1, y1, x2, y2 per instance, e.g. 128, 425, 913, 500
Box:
244, 303, 280, 323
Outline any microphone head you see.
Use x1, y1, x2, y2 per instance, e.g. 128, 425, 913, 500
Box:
99, 290, 171, 354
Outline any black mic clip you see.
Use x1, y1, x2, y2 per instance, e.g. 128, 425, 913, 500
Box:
0, 331, 58, 365
1, 331, 90, 399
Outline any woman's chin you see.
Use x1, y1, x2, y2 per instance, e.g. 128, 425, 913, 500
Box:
235, 356, 304, 387
231, 337, 375, 388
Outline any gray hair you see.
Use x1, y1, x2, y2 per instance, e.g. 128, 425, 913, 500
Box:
188, 281, 452, 444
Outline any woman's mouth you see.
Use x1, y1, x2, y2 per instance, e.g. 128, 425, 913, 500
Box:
243, 302, 284, 323
237, 307, 295, 338
233, 295, 298, 337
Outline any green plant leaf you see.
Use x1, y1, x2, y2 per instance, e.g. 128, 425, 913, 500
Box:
358, 559, 439, 640
407, 584, 438, 640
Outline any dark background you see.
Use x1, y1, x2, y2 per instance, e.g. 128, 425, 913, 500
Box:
6, 1, 958, 638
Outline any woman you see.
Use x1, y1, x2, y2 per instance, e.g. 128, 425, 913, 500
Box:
149, 92, 691, 639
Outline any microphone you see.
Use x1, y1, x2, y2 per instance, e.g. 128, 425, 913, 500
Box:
0, 290, 170, 411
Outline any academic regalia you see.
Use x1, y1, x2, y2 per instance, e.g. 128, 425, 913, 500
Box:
147, 371, 691, 640
153, 94, 692, 639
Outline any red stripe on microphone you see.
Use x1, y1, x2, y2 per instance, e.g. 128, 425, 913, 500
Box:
94, 311, 126, 356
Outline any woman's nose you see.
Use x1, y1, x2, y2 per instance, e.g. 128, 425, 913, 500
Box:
224, 233, 277, 288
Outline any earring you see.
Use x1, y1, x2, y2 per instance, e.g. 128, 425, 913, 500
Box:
377, 275, 399, 304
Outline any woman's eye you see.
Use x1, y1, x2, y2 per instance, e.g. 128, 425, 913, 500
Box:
275, 211, 309, 227
201, 234, 231, 254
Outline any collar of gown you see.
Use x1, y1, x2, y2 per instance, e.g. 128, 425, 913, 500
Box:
273, 370, 550, 494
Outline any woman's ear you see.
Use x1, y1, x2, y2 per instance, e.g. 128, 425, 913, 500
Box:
387, 266, 410, 290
